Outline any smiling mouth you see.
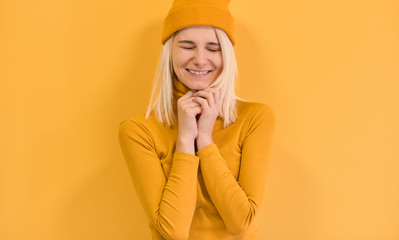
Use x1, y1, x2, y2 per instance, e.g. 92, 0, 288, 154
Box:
187, 69, 212, 75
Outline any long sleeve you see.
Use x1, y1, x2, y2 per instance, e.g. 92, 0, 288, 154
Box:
118, 119, 199, 240
196, 104, 275, 235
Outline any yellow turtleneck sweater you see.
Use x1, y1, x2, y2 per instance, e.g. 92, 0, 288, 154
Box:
118, 78, 275, 240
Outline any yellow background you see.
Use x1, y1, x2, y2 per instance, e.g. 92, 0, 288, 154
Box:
1, 0, 398, 239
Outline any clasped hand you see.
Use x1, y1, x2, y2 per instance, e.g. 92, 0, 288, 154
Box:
177, 88, 221, 151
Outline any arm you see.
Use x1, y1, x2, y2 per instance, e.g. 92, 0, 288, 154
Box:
196, 104, 275, 235
118, 119, 199, 240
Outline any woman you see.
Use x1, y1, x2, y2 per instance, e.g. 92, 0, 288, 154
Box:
118, 0, 275, 239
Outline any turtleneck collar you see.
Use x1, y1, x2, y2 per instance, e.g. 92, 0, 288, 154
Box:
172, 75, 191, 113
173, 75, 191, 99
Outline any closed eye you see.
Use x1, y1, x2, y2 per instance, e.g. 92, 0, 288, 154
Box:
180, 46, 195, 50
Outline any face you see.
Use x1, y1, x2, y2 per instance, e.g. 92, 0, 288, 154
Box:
172, 26, 223, 90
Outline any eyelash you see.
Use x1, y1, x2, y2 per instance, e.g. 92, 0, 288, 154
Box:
181, 47, 220, 52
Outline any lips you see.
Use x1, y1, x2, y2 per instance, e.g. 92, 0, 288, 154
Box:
187, 69, 212, 75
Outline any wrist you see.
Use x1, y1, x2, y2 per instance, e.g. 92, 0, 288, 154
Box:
176, 137, 195, 155
196, 134, 213, 151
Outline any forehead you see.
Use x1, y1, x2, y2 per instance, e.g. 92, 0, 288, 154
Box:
174, 26, 219, 43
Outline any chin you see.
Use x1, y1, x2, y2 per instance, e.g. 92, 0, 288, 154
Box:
188, 83, 211, 91
185, 79, 214, 91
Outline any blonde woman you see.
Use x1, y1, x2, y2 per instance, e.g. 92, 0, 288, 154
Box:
118, 0, 275, 239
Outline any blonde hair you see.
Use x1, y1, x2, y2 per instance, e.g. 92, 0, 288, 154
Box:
145, 27, 240, 127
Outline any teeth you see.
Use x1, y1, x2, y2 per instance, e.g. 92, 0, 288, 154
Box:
188, 69, 209, 75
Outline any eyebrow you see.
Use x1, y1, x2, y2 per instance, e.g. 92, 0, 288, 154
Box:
178, 40, 220, 46
207, 42, 220, 46
178, 40, 195, 44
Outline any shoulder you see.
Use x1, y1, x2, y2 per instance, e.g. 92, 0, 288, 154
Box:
118, 113, 163, 157
118, 113, 157, 142
235, 100, 275, 141
119, 111, 163, 130
118, 112, 171, 141
237, 100, 275, 123
119, 113, 147, 132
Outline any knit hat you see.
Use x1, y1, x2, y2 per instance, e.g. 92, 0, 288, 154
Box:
161, 0, 235, 45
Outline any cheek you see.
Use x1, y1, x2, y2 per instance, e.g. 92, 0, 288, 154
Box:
215, 56, 223, 70
173, 51, 190, 68
213, 51, 223, 68
172, 57, 179, 72
172, 55, 183, 75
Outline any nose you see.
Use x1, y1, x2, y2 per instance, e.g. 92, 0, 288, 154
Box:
193, 48, 207, 68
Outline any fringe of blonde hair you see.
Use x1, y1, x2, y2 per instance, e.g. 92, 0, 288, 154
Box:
145, 28, 240, 128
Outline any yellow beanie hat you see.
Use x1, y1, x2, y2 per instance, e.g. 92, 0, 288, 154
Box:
161, 0, 235, 45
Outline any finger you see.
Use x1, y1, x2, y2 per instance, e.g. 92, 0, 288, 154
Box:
184, 101, 201, 108
179, 90, 194, 100
179, 97, 200, 105
192, 96, 211, 111
184, 105, 202, 117
178, 95, 199, 107
180, 98, 201, 108
193, 90, 215, 107
178, 103, 202, 118
192, 106, 202, 115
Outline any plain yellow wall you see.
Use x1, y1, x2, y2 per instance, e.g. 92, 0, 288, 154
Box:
1, 0, 398, 239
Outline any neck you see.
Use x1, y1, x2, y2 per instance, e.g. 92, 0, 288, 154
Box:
172, 75, 191, 112
173, 75, 191, 98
